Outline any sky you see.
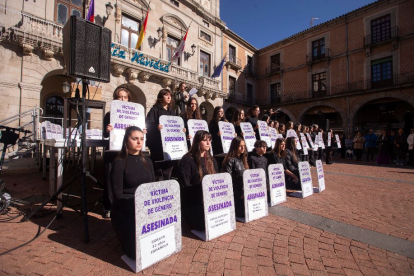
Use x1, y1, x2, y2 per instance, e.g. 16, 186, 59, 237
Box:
220, 0, 377, 49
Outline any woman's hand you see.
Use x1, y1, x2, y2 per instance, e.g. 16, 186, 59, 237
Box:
106, 124, 113, 133
142, 128, 147, 135
158, 124, 163, 131
183, 128, 186, 133
218, 131, 221, 136
188, 134, 192, 140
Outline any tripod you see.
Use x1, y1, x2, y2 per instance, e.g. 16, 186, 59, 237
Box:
23, 79, 100, 242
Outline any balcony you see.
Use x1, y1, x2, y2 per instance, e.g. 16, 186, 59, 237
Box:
364, 26, 399, 47
243, 63, 257, 77
226, 56, 242, 71
256, 71, 414, 107
306, 48, 330, 64
265, 63, 284, 75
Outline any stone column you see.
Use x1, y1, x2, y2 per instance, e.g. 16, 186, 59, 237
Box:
18, 82, 42, 127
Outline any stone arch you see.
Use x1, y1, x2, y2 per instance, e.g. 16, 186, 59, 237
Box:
274, 108, 295, 123
161, 14, 188, 31
298, 103, 345, 132
350, 92, 414, 127
297, 101, 346, 124
225, 107, 237, 122
200, 101, 214, 123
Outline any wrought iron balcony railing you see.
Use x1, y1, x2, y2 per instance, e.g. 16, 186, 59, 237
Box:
306, 48, 330, 63
364, 26, 399, 46
226, 56, 242, 70
243, 63, 257, 76
265, 63, 284, 75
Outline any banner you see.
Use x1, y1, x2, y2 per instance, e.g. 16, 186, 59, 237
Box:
268, 164, 286, 206
298, 162, 313, 198
328, 132, 332, 147
218, 121, 235, 153
242, 169, 268, 222
269, 128, 278, 149
110, 101, 146, 150
240, 122, 256, 152
315, 160, 325, 193
124, 180, 181, 272
257, 120, 271, 146
191, 173, 236, 241
187, 119, 209, 145
159, 116, 188, 160
335, 134, 342, 148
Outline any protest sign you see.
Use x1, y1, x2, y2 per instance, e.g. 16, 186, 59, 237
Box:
269, 128, 278, 149
314, 160, 325, 193
257, 120, 271, 146
219, 121, 236, 153
110, 101, 146, 150
286, 129, 298, 138
191, 173, 236, 241
268, 164, 287, 206
306, 133, 317, 151
159, 115, 188, 160
187, 119, 209, 145
328, 132, 332, 147
298, 162, 313, 198
335, 134, 342, 148
123, 180, 181, 273
45, 121, 52, 139
242, 169, 268, 222
240, 122, 256, 152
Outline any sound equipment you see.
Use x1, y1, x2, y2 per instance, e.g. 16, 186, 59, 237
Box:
63, 16, 112, 83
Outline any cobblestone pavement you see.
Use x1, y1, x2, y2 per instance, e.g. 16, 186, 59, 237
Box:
0, 159, 413, 275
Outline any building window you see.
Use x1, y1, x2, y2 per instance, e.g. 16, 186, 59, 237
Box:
121, 15, 140, 49
229, 76, 236, 94
270, 54, 280, 73
312, 72, 326, 98
170, 0, 179, 7
45, 96, 64, 125
200, 31, 211, 42
371, 57, 393, 88
312, 38, 325, 61
203, 20, 209, 28
229, 45, 236, 63
200, 51, 210, 77
55, 0, 84, 25
246, 55, 253, 73
167, 35, 181, 65
246, 83, 253, 104
371, 14, 391, 44
270, 83, 281, 104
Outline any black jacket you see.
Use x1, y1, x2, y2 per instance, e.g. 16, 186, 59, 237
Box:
146, 104, 175, 161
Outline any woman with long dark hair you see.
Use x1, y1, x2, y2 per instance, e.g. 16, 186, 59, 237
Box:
110, 126, 155, 260
279, 123, 286, 137
285, 137, 301, 190
246, 105, 260, 139
182, 97, 202, 149
231, 108, 245, 137
222, 136, 249, 217
209, 106, 227, 155
146, 89, 177, 180
268, 138, 299, 186
179, 130, 218, 230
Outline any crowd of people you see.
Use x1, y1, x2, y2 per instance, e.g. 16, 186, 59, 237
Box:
103, 85, 414, 259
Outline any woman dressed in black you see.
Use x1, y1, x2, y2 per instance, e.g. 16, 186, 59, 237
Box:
111, 126, 155, 260
231, 108, 245, 138
179, 130, 218, 230
146, 89, 177, 181
222, 137, 249, 217
182, 97, 202, 149
209, 106, 227, 155
285, 137, 301, 190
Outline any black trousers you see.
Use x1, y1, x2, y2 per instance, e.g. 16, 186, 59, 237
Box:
325, 147, 333, 164
111, 197, 136, 259
309, 150, 316, 166
103, 151, 118, 211
366, 147, 375, 161
354, 149, 363, 160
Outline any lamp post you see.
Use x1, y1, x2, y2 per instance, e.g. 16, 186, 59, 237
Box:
103, 2, 114, 26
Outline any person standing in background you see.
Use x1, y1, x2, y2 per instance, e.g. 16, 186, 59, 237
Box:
246, 105, 261, 140
407, 128, 414, 166
376, 130, 390, 164
364, 129, 377, 162
395, 128, 407, 166
174, 82, 189, 116
353, 131, 364, 161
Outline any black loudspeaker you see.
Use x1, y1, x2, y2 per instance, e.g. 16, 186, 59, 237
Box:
63, 16, 112, 83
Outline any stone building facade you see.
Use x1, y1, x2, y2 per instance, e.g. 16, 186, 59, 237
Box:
222, 0, 414, 134
0, 0, 227, 129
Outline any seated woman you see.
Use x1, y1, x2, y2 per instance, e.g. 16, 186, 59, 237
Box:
267, 138, 299, 189
285, 137, 301, 190
179, 130, 218, 231
110, 126, 155, 260
222, 137, 249, 217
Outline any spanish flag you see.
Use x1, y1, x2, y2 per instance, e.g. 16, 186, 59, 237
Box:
135, 11, 149, 49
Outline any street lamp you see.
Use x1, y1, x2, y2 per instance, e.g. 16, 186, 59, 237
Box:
103, 2, 114, 26
62, 80, 71, 94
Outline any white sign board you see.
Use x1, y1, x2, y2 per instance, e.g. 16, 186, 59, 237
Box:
328, 132, 332, 147
159, 116, 188, 160
191, 173, 236, 241
269, 128, 278, 149
125, 180, 181, 273
240, 122, 256, 152
242, 169, 268, 222
315, 160, 325, 193
268, 164, 287, 206
298, 162, 313, 198
219, 121, 236, 154
286, 129, 298, 138
187, 119, 209, 145
110, 101, 146, 150
306, 133, 317, 151
335, 134, 342, 148
257, 120, 271, 146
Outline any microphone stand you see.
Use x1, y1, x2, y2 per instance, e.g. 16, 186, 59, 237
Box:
80, 79, 89, 243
